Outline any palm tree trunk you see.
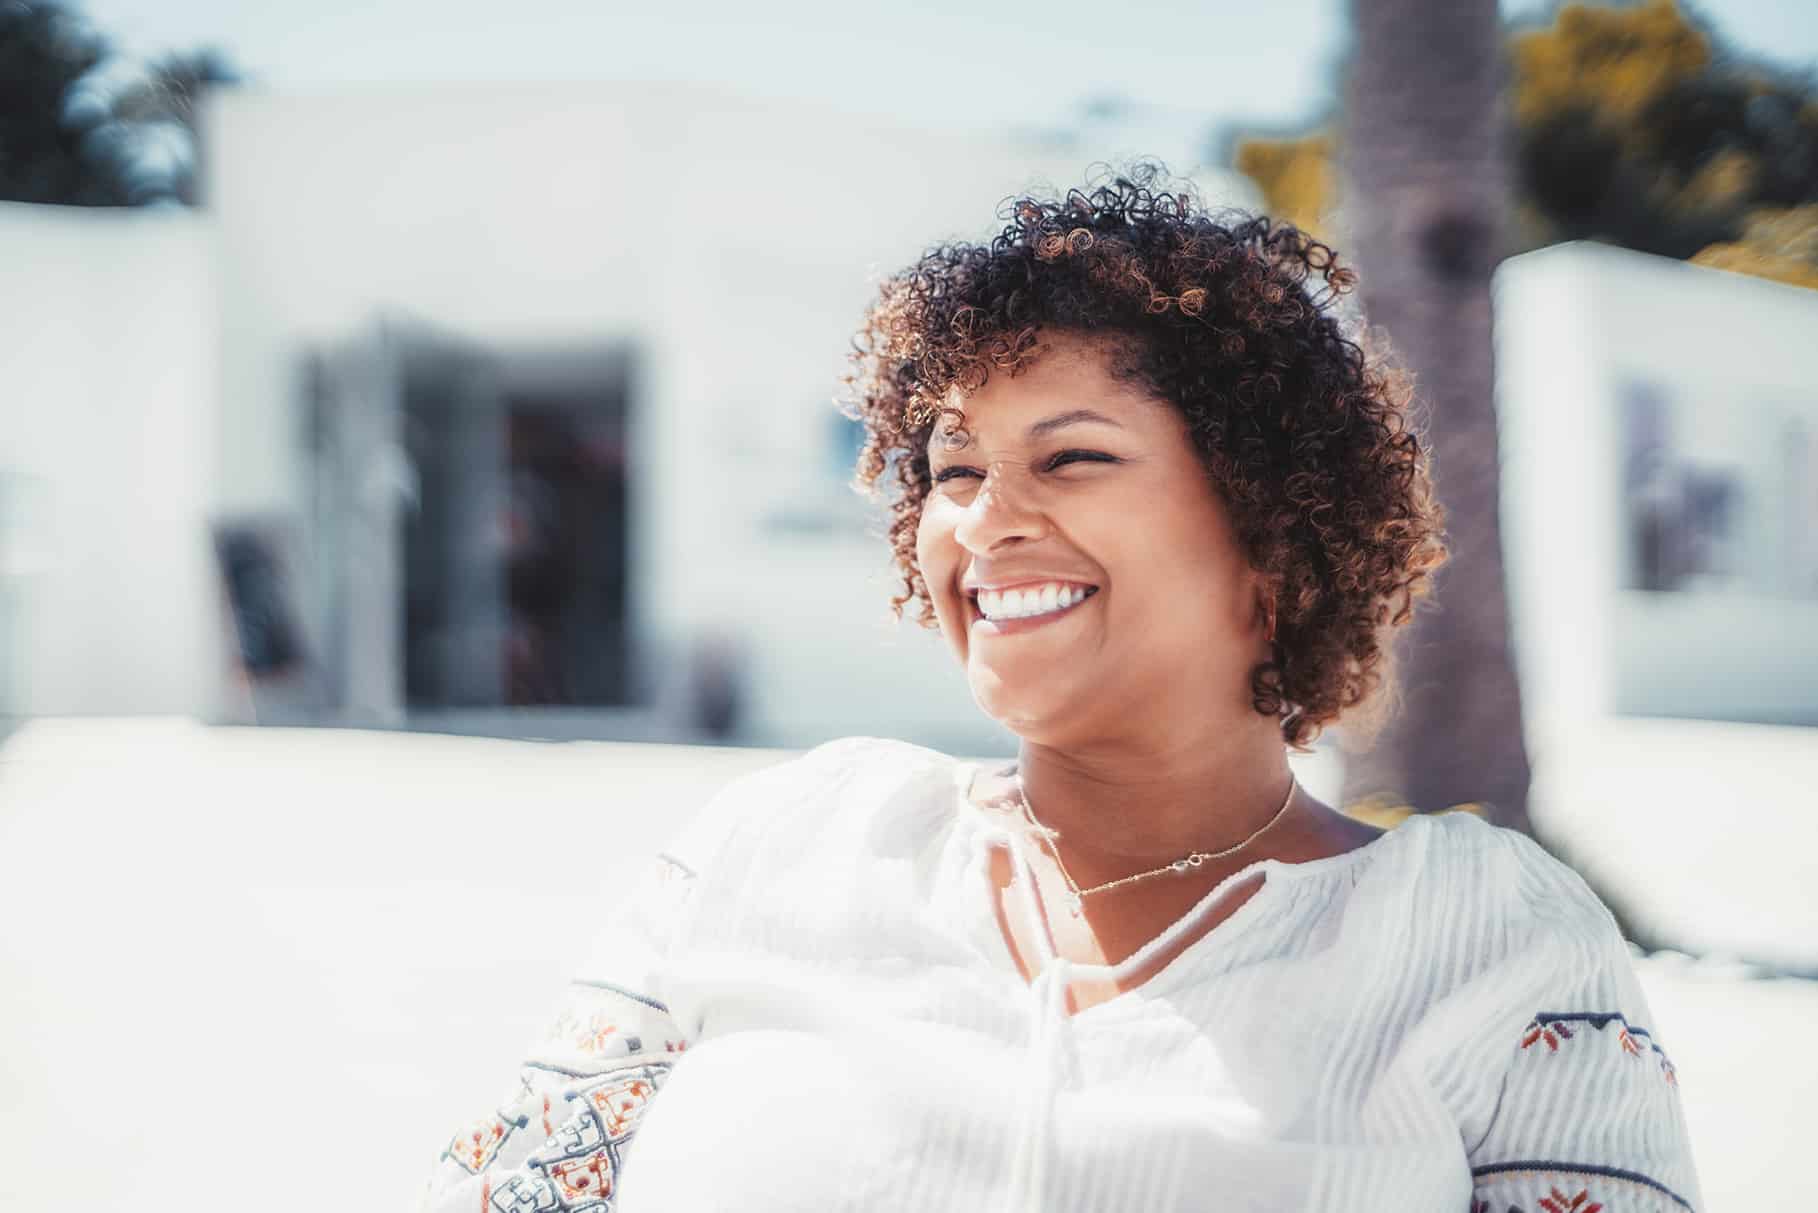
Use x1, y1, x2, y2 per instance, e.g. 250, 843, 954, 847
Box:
1339, 0, 1534, 833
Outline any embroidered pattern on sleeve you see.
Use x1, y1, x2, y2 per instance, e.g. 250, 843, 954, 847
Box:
1469, 1161, 1696, 1212
423, 851, 703, 1213
433, 982, 688, 1199
1471, 1009, 1697, 1213
1518, 1011, 1678, 1086
485, 1062, 672, 1213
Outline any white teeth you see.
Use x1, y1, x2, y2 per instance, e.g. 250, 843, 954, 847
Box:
974, 582, 1093, 622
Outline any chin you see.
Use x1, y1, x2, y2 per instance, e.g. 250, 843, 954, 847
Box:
967, 663, 1077, 741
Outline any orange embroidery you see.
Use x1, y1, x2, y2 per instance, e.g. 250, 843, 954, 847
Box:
1521, 1020, 1575, 1052
1518, 1013, 1679, 1087
1538, 1187, 1603, 1213
588, 1074, 658, 1138
448, 1117, 508, 1172
548, 1148, 617, 1203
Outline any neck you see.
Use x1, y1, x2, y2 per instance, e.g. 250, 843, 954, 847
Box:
1011, 726, 1298, 879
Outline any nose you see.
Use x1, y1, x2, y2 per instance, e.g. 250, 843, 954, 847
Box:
953, 464, 1048, 554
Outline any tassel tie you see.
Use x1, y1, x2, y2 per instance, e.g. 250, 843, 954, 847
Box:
966, 805, 1279, 1213
972, 822, 1075, 1213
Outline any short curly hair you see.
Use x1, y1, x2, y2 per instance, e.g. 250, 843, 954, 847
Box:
841, 165, 1448, 750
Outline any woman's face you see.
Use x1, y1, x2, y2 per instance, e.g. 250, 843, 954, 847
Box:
915, 332, 1271, 748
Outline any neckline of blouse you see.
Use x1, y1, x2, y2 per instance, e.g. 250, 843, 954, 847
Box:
947, 757, 1428, 996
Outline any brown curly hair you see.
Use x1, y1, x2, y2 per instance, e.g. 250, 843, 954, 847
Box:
841, 165, 1448, 750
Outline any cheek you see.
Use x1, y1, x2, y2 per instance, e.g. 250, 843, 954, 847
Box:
914, 502, 957, 603
1102, 503, 1252, 632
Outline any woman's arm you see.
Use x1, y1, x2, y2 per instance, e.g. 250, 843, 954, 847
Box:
1462, 880, 1704, 1212
417, 851, 699, 1213
411, 740, 876, 1211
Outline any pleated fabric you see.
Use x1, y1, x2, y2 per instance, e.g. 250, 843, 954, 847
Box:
418, 737, 1703, 1213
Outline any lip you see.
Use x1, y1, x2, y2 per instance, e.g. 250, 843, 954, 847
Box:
962, 576, 1099, 595
967, 586, 1099, 635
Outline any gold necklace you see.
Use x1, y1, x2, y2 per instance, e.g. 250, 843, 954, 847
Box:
1014, 772, 1299, 917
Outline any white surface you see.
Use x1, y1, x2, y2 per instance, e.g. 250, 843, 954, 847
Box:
0, 720, 782, 1212
0, 204, 220, 719
0, 719, 1808, 1211
1527, 714, 1818, 974
1631, 953, 1818, 1210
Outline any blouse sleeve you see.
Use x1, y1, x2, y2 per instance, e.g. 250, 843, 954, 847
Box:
415, 771, 752, 1213
1462, 839, 1705, 1213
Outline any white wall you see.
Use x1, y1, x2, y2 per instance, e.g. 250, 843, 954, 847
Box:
202, 83, 1260, 749
0, 203, 219, 718
1494, 241, 1818, 742
11, 131, 1811, 750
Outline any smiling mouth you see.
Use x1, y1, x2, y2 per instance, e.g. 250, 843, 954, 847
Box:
967, 585, 1090, 632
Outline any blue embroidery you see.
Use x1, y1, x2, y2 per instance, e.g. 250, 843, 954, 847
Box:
1472, 1160, 1695, 1211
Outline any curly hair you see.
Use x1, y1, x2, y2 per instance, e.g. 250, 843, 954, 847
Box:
841, 164, 1448, 750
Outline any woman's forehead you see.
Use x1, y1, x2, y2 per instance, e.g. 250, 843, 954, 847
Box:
927, 353, 1159, 448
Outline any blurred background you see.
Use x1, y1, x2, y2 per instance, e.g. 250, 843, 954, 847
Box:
1, 0, 1814, 1209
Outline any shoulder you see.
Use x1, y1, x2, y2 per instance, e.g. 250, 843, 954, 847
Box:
782, 735, 967, 850
1388, 812, 1655, 1065
1358, 811, 1643, 1031
677, 736, 967, 872
794, 734, 961, 778
1388, 817, 1682, 1125
1399, 810, 1625, 950
748, 735, 963, 808
1424, 824, 1705, 1209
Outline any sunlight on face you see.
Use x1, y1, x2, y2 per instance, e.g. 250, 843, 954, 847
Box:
914, 332, 1270, 749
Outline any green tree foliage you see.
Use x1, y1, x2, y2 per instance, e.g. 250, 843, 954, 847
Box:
1233, 134, 1335, 243
0, 0, 235, 207
1694, 204, 1818, 290
1512, 0, 1818, 282
1230, 0, 1818, 290
0, 0, 114, 204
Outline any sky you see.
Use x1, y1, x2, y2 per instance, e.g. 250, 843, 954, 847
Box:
73, 0, 1818, 156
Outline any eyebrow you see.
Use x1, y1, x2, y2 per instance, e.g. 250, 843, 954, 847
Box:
938, 408, 1125, 452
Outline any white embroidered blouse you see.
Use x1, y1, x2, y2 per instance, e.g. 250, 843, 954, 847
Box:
418, 736, 1704, 1213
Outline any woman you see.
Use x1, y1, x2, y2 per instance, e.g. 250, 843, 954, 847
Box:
420, 171, 1702, 1212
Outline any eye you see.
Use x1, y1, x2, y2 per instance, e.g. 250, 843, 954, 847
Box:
1044, 449, 1119, 471
931, 451, 1117, 484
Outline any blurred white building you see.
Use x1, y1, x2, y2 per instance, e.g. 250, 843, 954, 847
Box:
0, 205, 218, 720
1489, 246, 1818, 973
5, 79, 1817, 977
1494, 241, 1818, 738
4, 86, 1814, 750
0, 82, 1258, 752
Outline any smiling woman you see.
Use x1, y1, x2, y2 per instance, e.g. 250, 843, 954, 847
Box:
910, 334, 1290, 746
849, 171, 1448, 754
417, 166, 1705, 1213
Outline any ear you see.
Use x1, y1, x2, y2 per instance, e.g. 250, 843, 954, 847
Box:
1251, 577, 1277, 643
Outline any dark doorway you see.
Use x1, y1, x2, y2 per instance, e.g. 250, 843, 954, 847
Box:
399, 339, 635, 710
501, 388, 632, 706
